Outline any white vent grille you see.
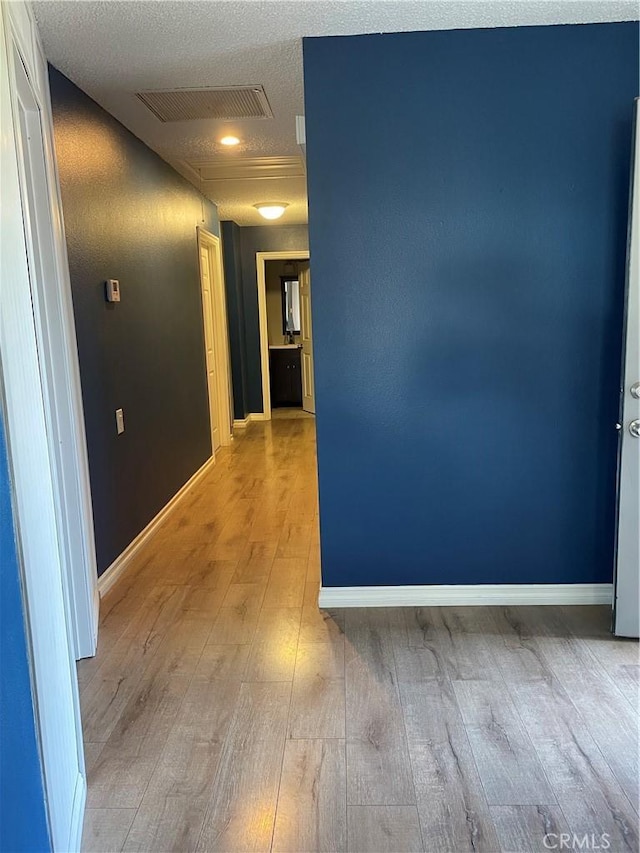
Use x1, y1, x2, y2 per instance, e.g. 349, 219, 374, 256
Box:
135, 86, 272, 122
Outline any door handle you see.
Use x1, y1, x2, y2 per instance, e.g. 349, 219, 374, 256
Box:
630, 419, 640, 438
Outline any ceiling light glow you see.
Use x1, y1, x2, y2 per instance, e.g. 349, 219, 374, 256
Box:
254, 203, 288, 220
220, 135, 240, 146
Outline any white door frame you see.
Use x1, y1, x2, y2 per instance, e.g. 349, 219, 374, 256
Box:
198, 227, 233, 448
256, 250, 310, 420
299, 264, 315, 414
2, 2, 87, 849
7, 8, 98, 664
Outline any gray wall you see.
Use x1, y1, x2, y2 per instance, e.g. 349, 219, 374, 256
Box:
50, 66, 219, 575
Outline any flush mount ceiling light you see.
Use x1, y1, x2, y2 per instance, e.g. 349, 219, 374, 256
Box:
254, 203, 288, 220
220, 135, 240, 146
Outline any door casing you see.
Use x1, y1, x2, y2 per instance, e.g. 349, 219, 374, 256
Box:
198, 227, 232, 449
1, 2, 88, 848
299, 263, 315, 414
256, 250, 310, 419
7, 4, 98, 663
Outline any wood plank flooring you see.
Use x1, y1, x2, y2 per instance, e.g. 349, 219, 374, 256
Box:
79, 412, 639, 852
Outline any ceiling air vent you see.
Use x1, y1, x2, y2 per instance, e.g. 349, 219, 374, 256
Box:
135, 85, 273, 122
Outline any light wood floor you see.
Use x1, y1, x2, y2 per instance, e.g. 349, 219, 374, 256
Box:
79, 412, 639, 853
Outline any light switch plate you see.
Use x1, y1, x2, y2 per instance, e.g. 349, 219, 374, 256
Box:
106, 279, 120, 302
115, 408, 125, 434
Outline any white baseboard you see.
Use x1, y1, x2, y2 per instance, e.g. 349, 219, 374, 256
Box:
66, 771, 86, 853
233, 412, 266, 428
98, 455, 215, 596
318, 583, 613, 608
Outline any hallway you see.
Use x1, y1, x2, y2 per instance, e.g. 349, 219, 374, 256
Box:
80, 414, 638, 853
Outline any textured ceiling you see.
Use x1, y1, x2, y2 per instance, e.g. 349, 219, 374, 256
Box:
33, 0, 638, 226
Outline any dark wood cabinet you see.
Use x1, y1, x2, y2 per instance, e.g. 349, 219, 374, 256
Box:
269, 347, 302, 407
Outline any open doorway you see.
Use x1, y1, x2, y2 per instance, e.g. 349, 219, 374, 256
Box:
256, 251, 314, 419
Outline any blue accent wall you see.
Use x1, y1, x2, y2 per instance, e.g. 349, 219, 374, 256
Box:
0, 415, 50, 852
49, 67, 220, 575
304, 22, 639, 587
221, 223, 309, 417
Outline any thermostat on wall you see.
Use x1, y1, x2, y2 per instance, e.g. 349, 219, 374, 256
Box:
106, 279, 120, 302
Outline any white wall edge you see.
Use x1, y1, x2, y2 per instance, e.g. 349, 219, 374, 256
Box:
318, 583, 614, 608
98, 455, 215, 596
66, 771, 86, 853
233, 412, 266, 428
2, 4, 88, 847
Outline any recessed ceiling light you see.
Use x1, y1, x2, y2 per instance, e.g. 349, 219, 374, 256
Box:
220, 135, 240, 146
254, 203, 288, 220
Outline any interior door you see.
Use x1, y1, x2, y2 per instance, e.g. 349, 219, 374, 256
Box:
614, 98, 640, 638
199, 245, 221, 452
14, 40, 98, 662
300, 264, 315, 414
5, 29, 86, 850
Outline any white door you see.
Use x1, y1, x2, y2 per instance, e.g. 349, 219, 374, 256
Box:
614, 98, 640, 639
200, 245, 221, 452
13, 19, 98, 662
2, 11, 86, 849
300, 264, 315, 414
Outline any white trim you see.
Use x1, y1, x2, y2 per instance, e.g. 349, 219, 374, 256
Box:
198, 228, 233, 449
8, 0, 98, 664
98, 455, 215, 596
296, 115, 306, 161
66, 772, 86, 853
41, 38, 98, 663
233, 412, 268, 429
255, 250, 309, 421
182, 156, 304, 184
1, 4, 86, 849
318, 583, 614, 608
296, 115, 306, 145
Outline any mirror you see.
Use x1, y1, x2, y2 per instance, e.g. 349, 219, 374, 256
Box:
281, 276, 301, 337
